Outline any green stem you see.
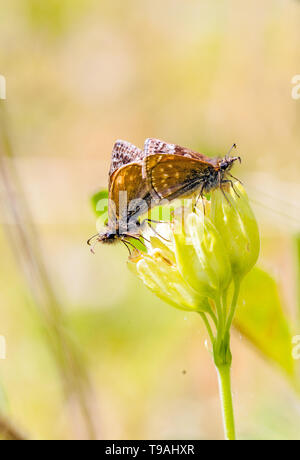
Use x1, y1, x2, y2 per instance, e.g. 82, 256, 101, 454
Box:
200, 287, 240, 440
215, 297, 224, 335
216, 364, 236, 440
225, 279, 240, 334
222, 289, 228, 321
206, 304, 218, 328
199, 312, 215, 343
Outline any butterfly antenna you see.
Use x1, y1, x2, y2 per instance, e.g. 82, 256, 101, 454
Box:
90, 237, 101, 254
226, 143, 237, 157
87, 233, 99, 246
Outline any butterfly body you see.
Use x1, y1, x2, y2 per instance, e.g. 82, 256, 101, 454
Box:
97, 230, 118, 245
97, 226, 141, 245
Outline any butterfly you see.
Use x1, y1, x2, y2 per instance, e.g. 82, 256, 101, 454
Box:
109, 140, 146, 179
142, 138, 241, 205
88, 140, 152, 253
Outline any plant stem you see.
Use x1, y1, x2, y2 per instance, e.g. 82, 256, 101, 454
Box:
225, 279, 240, 334
199, 312, 215, 343
200, 286, 239, 440
216, 364, 236, 440
215, 297, 224, 336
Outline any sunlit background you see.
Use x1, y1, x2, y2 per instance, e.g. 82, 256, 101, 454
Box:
0, 0, 300, 440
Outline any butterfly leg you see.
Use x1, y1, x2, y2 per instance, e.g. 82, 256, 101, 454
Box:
220, 187, 232, 205
228, 172, 243, 185
218, 172, 232, 206
143, 218, 168, 225
122, 240, 132, 256
121, 238, 141, 256
222, 179, 240, 198
127, 234, 150, 245
141, 219, 171, 243
193, 184, 205, 214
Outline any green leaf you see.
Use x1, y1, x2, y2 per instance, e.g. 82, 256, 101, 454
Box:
91, 189, 108, 215
91, 189, 109, 231
91, 189, 109, 228
233, 267, 294, 377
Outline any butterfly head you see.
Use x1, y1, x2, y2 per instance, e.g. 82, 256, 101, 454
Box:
219, 155, 241, 172
87, 227, 118, 255
97, 230, 118, 244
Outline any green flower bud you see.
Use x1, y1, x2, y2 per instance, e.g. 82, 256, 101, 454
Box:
210, 182, 260, 281
173, 211, 232, 300
128, 198, 232, 311
128, 240, 211, 313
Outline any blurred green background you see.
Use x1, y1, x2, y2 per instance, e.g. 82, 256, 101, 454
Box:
0, 0, 300, 440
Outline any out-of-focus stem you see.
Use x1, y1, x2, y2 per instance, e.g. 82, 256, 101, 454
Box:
0, 414, 26, 440
295, 234, 300, 325
0, 101, 99, 440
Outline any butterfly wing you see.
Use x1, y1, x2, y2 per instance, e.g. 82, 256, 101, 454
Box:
143, 138, 216, 162
109, 162, 151, 222
109, 140, 145, 179
145, 154, 216, 201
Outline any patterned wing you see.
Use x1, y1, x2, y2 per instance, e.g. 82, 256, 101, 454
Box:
109, 140, 145, 178
109, 162, 151, 222
143, 138, 216, 162
145, 154, 215, 201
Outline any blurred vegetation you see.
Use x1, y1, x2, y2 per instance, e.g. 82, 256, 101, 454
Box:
295, 235, 300, 322
234, 267, 294, 377
0, 0, 300, 440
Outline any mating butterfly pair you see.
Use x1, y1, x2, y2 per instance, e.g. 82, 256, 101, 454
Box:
89, 138, 241, 252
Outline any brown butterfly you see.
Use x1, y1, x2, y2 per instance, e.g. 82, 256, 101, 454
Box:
142, 138, 241, 204
88, 140, 152, 253
109, 139, 146, 179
